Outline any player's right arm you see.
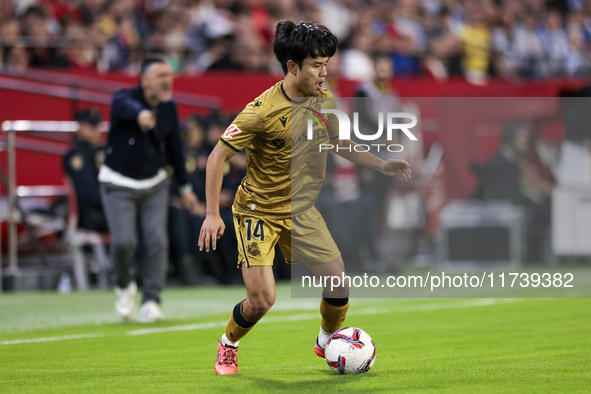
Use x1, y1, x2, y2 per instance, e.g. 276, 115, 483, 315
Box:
198, 102, 264, 252
199, 144, 235, 252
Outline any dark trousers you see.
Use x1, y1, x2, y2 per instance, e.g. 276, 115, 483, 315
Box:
100, 178, 170, 304
168, 206, 240, 284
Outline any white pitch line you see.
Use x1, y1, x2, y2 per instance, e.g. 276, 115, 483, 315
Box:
0, 333, 105, 346
127, 321, 228, 336
126, 309, 394, 337
1, 298, 525, 344
125, 298, 521, 337
392, 298, 511, 312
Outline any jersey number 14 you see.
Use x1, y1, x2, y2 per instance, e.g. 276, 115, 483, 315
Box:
245, 219, 265, 242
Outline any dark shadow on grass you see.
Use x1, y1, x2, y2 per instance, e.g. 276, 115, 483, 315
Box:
204, 370, 411, 393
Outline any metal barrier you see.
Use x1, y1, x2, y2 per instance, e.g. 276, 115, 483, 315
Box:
0, 121, 109, 292
0, 69, 223, 109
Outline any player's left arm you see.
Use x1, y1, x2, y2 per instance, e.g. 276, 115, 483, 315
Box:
330, 139, 412, 181
321, 92, 411, 180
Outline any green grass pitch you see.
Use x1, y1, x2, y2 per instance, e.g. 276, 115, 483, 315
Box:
1, 283, 590, 393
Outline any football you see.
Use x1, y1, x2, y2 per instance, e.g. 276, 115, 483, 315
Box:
325, 327, 376, 375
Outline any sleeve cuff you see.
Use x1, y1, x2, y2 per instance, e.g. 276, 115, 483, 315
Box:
131, 105, 144, 121
219, 139, 241, 154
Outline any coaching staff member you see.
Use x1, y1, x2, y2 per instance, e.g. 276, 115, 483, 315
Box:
64, 108, 108, 233
99, 55, 198, 322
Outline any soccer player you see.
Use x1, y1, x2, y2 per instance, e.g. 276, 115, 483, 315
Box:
199, 21, 411, 375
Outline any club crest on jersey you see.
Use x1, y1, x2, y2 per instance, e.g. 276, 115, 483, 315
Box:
271, 138, 286, 149
224, 124, 242, 139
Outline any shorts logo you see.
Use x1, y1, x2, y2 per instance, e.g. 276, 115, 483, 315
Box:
224, 124, 242, 139
247, 242, 261, 257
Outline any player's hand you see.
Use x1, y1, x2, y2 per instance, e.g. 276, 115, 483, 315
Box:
137, 109, 156, 132
199, 214, 225, 252
181, 190, 199, 214
381, 159, 412, 181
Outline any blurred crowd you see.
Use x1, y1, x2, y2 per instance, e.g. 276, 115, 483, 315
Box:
2, 0, 591, 82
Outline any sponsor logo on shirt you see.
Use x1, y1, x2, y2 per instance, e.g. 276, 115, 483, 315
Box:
224, 124, 242, 139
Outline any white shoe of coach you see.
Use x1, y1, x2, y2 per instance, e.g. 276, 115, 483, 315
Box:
115, 281, 137, 321
137, 300, 163, 323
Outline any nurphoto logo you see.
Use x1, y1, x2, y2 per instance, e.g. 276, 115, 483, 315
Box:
305, 109, 418, 152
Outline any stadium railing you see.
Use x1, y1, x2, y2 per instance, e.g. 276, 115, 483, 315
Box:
0, 68, 223, 109
0, 120, 109, 292
64, 175, 111, 291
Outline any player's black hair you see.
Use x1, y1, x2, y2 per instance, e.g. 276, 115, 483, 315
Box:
273, 20, 338, 75
140, 54, 169, 76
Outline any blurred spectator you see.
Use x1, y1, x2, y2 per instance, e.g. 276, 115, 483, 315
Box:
355, 53, 400, 129
5, 45, 31, 70
63, 108, 108, 233
147, 2, 189, 72
473, 122, 529, 203
183, 115, 209, 201
459, 0, 492, 84
101, 15, 141, 71
23, 5, 70, 67
318, 0, 355, 41
473, 121, 553, 261
45, 0, 82, 28
0, 0, 15, 20
0, 18, 21, 46
206, 36, 261, 72
202, 112, 245, 283
424, 31, 462, 80
0, 0, 589, 80
354, 53, 400, 233
492, 5, 521, 79
167, 111, 245, 283
186, 0, 235, 58
540, 9, 570, 77
187, 35, 233, 73
341, 32, 375, 81
62, 23, 94, 70
565, 28, 590, 75
78, 0, 107, 26
324, 50, 349, 113
389, 0, 425, 77
168, 115, 212, 285
1, 18, 24, 67
513, 13, 545, 79
90, 18, 110, 72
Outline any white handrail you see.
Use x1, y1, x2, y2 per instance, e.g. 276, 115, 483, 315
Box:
0, 121, 108, 287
